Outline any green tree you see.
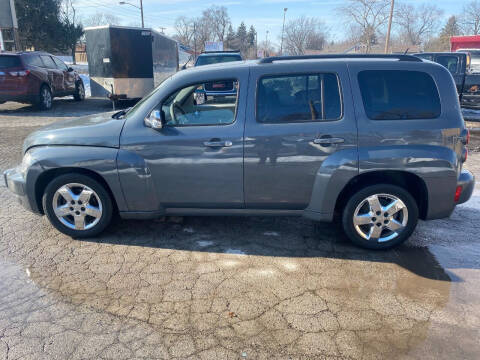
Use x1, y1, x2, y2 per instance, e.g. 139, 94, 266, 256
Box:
15, 0, 64, 51
439, 16, 462, 50
60, 0, 84, 64
236, 22, 248, 54
247, 25, 256, 48
225, 24, 236, 49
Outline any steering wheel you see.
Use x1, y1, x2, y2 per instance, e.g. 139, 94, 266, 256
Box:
170, 101, 186, 124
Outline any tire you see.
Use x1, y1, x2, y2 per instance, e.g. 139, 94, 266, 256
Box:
341, 184, 418, 250
42, 174, 113, 238
38, 85, 52, 110
74, 81, 85, 101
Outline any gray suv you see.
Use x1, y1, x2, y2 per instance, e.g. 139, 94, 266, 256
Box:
4, 54, 475, 249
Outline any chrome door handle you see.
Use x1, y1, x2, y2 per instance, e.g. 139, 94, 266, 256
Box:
204, 140, 233, 147
313, 137, 345, 145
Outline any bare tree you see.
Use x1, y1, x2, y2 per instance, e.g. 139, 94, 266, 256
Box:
338, 0, 390, 53
83, 12, 120, 27
283, 16, 327, 55
460, 0, 480, 35
173, 16, 194, 46
208, 6, 230, 42
60, 0, 83, 64
395, 3, 443, 47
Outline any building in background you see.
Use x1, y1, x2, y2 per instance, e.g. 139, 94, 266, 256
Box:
0, 0, 19, 51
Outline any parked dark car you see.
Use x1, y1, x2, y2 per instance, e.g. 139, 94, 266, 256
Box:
193, 51, 242, 103
0, 52, 85, 110
414, 52, 480, 108
4, 54, 474, 249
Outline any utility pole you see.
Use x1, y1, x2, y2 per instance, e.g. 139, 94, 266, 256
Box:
119, 0, 144, 28
193, 22, 197, 62
384, 0, 394, 54
265, 30, 269, 57
280, 8, 287, 55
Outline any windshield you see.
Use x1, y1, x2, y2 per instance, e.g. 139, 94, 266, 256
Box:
195, 55, 241, 66
125, 76, 173, 118
0, 56, 21, 69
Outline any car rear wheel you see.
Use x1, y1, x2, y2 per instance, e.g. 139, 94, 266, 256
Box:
74, 81, 85, 101
38, 85, 52, 110
42, 174, 113, 238
341, 184, 418, 250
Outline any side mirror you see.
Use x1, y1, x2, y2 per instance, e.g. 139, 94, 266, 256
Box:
67, 67, 74, 72
144, 109, 163, 130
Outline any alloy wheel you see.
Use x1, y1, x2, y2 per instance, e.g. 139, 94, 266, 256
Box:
353, 193, 408, 242
52, 183, 103, 230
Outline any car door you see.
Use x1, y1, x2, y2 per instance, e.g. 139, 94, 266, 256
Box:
244, 62, 357, 209
53, 57, 76, 94
40, 55, 64, 95
119, 68, 248, 210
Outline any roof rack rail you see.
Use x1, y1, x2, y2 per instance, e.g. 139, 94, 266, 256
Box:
202, 50, 240, 54
258, 54, 423, 64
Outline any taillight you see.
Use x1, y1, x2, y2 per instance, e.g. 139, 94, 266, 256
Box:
454, 186, 463, 202
9, 70, 30, 77
466, 129, 470, 145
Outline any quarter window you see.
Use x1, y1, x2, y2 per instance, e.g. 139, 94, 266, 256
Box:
256, 73, 342, 123
158, 80, 238, 126
358, 70, 441, 120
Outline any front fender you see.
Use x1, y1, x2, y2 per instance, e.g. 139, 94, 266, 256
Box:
24, 146, 127, 213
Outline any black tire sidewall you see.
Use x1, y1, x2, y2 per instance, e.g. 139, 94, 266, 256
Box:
342, 184, 419, 250
74, 81, 85, 101
38, 85, 52, 110
42, 174, 113, 238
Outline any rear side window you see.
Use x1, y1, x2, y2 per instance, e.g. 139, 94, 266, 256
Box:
0, 56, 21, 68
23, 55, 44, 67
257, 73, 342, 123
358, 70, 441, 120
436, 55, 459, 73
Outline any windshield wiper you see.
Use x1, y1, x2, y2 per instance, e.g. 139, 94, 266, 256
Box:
112, 108, 131, 119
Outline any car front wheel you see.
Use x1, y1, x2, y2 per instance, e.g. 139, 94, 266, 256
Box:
74, 81, 85, 101
42, 174, 113, 238
341, 184, 418, 250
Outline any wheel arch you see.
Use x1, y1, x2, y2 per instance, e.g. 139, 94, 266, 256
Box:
34, 167, 118, 215
334, 170, 429, 220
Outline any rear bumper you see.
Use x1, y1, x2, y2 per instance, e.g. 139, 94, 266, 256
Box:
0, 93, 37, 103
3, 167, 36, 213
457, 169, 475, 205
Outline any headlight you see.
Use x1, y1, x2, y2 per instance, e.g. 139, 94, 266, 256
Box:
19, 150, 35, 177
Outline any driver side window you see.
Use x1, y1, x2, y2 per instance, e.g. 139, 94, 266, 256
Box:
159, 79, 239, 126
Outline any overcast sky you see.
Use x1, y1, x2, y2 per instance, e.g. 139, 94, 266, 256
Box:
76, 0, 470, 45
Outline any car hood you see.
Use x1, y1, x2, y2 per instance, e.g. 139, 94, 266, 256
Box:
23, 111, 126, 153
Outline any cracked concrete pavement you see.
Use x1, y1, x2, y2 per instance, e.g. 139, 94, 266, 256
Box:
1, 99, 480, 359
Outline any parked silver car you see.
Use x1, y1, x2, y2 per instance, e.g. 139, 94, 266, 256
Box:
4, 54, 475, 249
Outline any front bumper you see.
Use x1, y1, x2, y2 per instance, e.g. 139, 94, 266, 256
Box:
457, 169, 475, 205
3, 167, 34, 212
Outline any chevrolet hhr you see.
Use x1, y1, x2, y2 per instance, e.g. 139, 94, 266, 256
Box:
4, 54, 475, 249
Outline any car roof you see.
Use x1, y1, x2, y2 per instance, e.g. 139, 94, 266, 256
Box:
198, 52, 242, 56
179, 54, 447, 81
